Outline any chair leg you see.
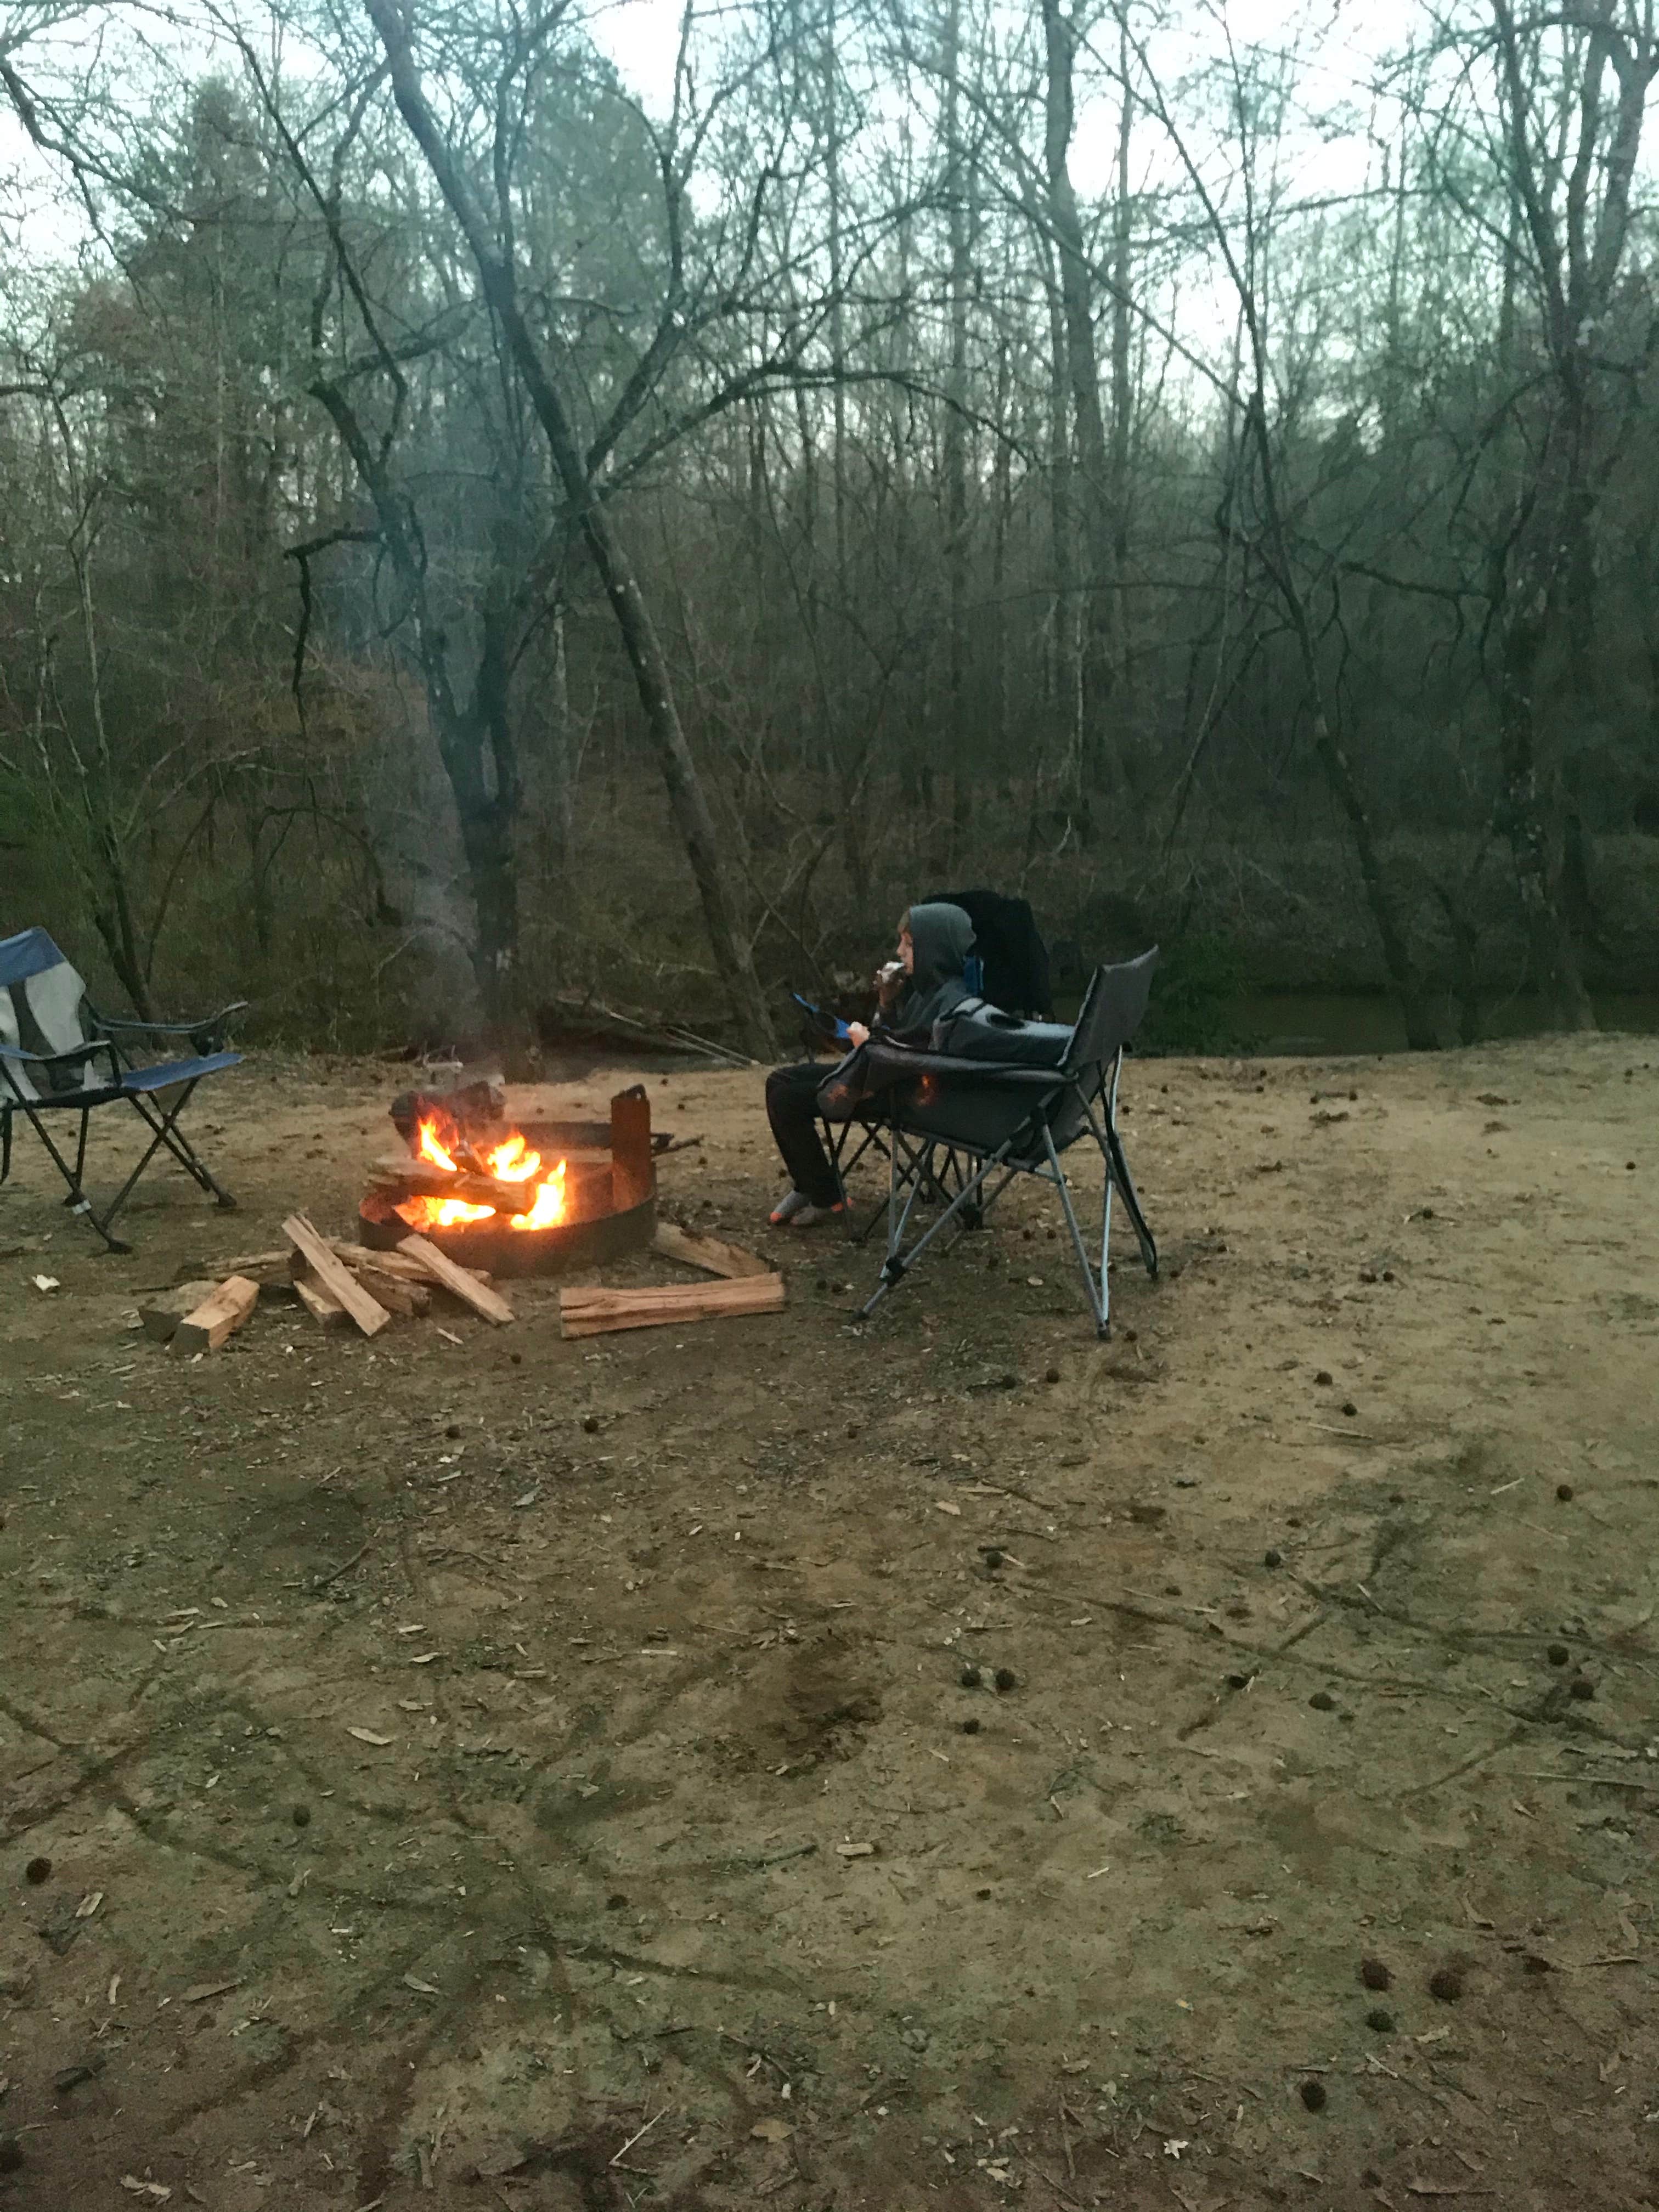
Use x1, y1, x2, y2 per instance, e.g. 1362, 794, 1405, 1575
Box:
9, 1096, 132, 1252
121, 1085, 238, 1210
1104, 1120, 1157, 1277
860, 1137, 1008, 1319
1043, 1122, 1109, 1336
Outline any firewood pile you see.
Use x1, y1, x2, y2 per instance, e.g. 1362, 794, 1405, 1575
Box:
142, 1212, 513, 1356
141, 1212, 785, 1357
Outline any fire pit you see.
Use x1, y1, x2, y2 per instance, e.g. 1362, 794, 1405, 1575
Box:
358, 1084, 657, 1278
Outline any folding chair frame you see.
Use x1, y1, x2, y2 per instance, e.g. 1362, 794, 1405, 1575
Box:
1, 1006, 244, 1256
857, 1044, 1157, 1338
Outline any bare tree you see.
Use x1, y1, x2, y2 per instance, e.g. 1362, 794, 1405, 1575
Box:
362, 0, 779, 1055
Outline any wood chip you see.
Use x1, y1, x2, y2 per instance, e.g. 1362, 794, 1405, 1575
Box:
120, 2180, 172, 2202
346, 1727, 393, 1747
834, 1841, 875, 1858
751, 2117, 793, 2141
180, 1978, 242, 2003
402, 1973, 440, 1995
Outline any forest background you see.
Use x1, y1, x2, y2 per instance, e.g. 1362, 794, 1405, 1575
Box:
3, 0, 1658, 1061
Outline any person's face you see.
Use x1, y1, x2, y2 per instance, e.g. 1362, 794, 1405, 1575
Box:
898, 927, 915, 974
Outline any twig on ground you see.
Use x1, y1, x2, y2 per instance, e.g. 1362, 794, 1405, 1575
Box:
610, 2107, 669, 2165
312, 1541, 372, 1591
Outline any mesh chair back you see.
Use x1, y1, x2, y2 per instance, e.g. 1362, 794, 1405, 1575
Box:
1047, 948, 1158, 1147
0, 929, 95, 1099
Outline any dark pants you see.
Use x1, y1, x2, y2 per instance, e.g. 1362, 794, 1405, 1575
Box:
765, 1062, 839, 1204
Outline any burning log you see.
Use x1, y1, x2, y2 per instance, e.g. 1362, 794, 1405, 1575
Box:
366, 1155, 548, 1218
374, 1107, 570, 1235
389, 1075, 505, 1147
558, 1273, 784, 1338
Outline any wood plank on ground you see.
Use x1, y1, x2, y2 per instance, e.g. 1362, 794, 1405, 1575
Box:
319, 1242, 492, 1287
292, 1271, 350, 1329
281, 1214, 391, 1337
141, 1280, 221, 1344
560, 1273, 784, 1339
171, 1250, 290, 1285
651, 1221, 771, 1279
170, 1275, 260, 1357
395, 1234, 516, 1325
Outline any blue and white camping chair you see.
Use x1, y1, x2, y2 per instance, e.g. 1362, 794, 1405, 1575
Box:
0, 928, 245, 1253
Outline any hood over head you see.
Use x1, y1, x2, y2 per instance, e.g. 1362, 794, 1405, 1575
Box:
885, 901, 977, 1035
903, 902, 976, 989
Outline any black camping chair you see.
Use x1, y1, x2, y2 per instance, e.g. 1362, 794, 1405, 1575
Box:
808, 899, 1056, 1242
822, 951, 1159, 1335
0, 928, 245, 1254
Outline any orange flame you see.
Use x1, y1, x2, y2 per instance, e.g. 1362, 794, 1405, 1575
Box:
396, 1112, 567, 1233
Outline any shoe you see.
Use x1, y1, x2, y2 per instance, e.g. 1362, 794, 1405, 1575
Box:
788, 1199, 845, 1228
769, 1188, 813, 1226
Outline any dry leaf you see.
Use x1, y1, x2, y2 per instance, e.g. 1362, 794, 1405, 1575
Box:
751, 2118, 793, 2142
402, 1972, 440, 1995
933, 1499, 962, 1517
120, 2178, 172, 2200
75, 1890, 104, 1918
180, 1978, 241, 2004
409, 1654, 442, 1665
31, 1274, 60, 1293
346, 1726, 393, 1746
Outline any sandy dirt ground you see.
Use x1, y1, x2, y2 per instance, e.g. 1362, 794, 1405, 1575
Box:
2, 1034, 1657, 2212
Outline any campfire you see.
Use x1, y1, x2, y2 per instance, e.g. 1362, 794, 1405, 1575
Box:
359, 1082, 661, 1277
394, 1108, 569, 1233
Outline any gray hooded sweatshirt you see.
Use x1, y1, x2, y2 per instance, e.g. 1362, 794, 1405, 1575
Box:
882, 902, 977, 1039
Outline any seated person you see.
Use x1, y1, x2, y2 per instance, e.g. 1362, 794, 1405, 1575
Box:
766, 901, 977, 1227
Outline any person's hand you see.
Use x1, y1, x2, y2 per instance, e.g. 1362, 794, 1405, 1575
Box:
846, 1021, 870, 1048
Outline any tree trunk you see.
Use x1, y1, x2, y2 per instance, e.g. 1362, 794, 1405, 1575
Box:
943, 0, 973, 859
1241, 398, 1438, 1048
1495, 557, 1596, 1030
366, 0, 776, 1058
545, 598, 575, 872
1041, 0, 1116, 788
1108, 12, 1135, 772
1042, 254, 1082, 817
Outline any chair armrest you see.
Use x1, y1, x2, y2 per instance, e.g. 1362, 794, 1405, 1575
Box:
0, 1036, 121, 1088
867, 1045, 1066, 1086
90, 1001, 249, 1052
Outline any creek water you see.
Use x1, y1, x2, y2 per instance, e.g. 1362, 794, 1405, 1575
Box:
1223, 989, 1659, 1056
